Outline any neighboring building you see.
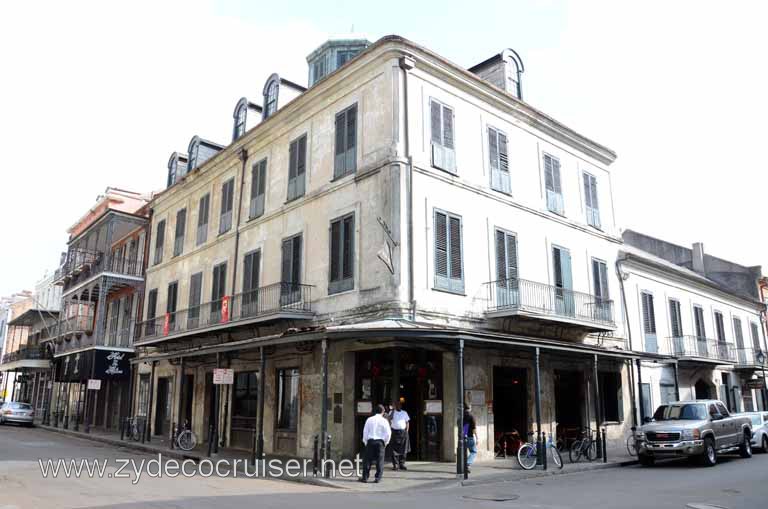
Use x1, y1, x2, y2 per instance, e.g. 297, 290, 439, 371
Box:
132, 34, 633, 463
0, 291, 34, 401
48, 188, 150, 431
620, 231, 767, 417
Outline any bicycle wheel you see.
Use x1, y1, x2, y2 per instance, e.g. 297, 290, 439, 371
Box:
550, 446, 563, 469
584, 439, 596, 462
569, 439, 583, 463
626, 435, 638, 456
178, 431, 196, 451
517, 443, 537, 470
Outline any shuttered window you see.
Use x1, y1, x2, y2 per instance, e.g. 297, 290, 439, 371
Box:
249, 159, 267, 219
583, 172, 600, 228
219, 178, 235, 234
552, 246, 572, 290
173, 208, 186, 257
334, 104, 357, 179
153, 220, 165, 265
242, 250, 261, 317
714, 311, 726, 342
599, 371, 624, 423
196, 193, 210, 246
287, 135, 307, 201
495, 229, 518, 282
694, 306, 706, 338
280, 234, 302, 304
188, 272, 202, 325
433, 210, 463, 293
488, 127, 510, 193
641, 292, 657, 353
430, 100, 456, 173
733, 317, 745, 353
592, 259, 609, 300
329, 213, 355, 294
750, 322, 762, 351
669, 299, 683, 337
544, 154, 564, 215
146, 289, 158, 336
166, 281, 178, 329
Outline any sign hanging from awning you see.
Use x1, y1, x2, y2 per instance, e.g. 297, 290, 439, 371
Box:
56, 350, 133, 382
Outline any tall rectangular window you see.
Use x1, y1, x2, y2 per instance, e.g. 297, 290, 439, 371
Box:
433, 210, 463, 293
750, 322, 762, 351
196, 193, 210, 246
591, 258, 610, 322
242, 250, 261, 317
281, 234, 302, 303
153, 220, 165, 265
219, 178, 235, 234
599, 372, 623, 422
334, 104, 357, 179
714, 311, 726, 342
430, 99, 456, 173
276, 368, 299, 431
166, 281, 178, 330
694, 305, 706, 338
146, 288, 158, 337
544, 154, 564, 215
287, 135, 307, 201
211, 262, 227, 322
669, 299, 683, 337
488, 127, 510, 193
552, 245, 574, 316
188, 272, 202, 328
494, 229, 518, 309
641, 292, 657, 353
734, 317, 747, 364
583, 172, 600, 228
329, 213, 355, 294
173, 208, 186, 257
249, 159, 267, 219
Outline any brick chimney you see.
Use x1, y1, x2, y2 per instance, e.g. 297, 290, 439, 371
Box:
692, 242, 706, 275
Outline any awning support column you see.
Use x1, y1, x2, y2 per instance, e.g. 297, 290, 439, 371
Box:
176, 356, 185, 439
255, 346, 267, 460
592, 355, 602, 457
320, 339, 329, 469
144, 361, 156, 443
456, 339, 465, 479
636, 359, 645, 423
534, 347, 543, 466
673, 362, 681, 401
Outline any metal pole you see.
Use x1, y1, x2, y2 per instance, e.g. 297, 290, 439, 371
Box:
673, 362, 681, 401
176, 357, 185, 438
74, 379, 84, 431
45, 361, 56, 425
145, 361, 155, 442
636, 359, 645, 423
762, 365, 767, 411
534, 348, 542, 467
456, 339, 465, 478
213, 353, 220, 454
85, 350, 96, 433
592, 355, 602, 458
320, 339, 329, 467
256, 346, 266, 460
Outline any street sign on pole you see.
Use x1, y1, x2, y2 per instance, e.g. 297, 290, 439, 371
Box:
213, 368, 234, 385
87, 379, 102, 391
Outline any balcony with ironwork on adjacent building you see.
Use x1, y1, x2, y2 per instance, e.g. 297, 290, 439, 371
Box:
667, 335, 737, 364
482, 277, 616, 334
134, 282, 314, 346
734, 347, 767, 371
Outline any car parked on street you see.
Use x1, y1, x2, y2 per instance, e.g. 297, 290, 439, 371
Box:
635, 400, 752, 467
0, 401, 35, 426
737, 411, 768, 452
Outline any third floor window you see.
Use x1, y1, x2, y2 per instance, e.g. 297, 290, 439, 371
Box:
583, 172, 600, 229
544, 153, 564, 215
174, 208, 186, 257
219, 178, 235, 234
334, 104, 357, 179
249, 159, 267, 219
197, 193, 210, 246
488, 127, 510, 194
287, 135, 307, 201
430, 99, 456, 174
153, 220, 165, 265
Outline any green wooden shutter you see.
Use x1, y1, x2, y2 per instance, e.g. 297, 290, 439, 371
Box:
345, 105, 357, 173
430, 100, 441, 144
334, 110, 346, 177
296, 136, 306, 197
281, 238, 292, 284
330, 219, 341, 283
342, 214, 354, 280
448, 215, 463, 292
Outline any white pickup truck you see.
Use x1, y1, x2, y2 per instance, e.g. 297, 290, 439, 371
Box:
635, 399, 753, 467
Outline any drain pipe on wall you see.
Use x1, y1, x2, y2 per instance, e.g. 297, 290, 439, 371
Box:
399, 55, 416, 322
230, 147, 249, 298
616, 255, 640, 427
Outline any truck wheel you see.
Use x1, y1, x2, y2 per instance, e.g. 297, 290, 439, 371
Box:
739, 432, 752, 458
761, 436, 768, 453
700, 437, 717, 467
638, 454, 654, 467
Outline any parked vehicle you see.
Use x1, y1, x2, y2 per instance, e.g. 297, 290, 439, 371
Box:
737, 411, 768, 452
0, 401, 35, 426
635, 400, 752, 467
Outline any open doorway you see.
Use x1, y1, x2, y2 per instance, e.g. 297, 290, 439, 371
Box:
493, 366, 528, 439
695, 379, 714, 400
555, 370, 584, 447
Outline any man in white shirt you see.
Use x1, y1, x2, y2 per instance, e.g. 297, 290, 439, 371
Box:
359, 404, 391, 483
388, 401, 410, 470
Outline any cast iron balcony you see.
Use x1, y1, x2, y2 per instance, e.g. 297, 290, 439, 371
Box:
483, 277, 615, 331
668, 335, 737, 363
134, 282, 314, 344
1, 345, 51, 365
734, 347, 765, 369
55, 248, 143, 292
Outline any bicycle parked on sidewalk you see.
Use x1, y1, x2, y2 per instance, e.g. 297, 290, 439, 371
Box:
176, 420, 197, 451
125, 417, 143, 441
517, 432, 563, 470
569, 428, 597, 463
626, 427, 638, 456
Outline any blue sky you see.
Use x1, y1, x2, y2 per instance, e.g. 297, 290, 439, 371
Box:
1, 0, 766, 296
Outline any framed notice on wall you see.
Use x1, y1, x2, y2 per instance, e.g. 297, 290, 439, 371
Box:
356, 401, 373, 415
424, 400, 442, 414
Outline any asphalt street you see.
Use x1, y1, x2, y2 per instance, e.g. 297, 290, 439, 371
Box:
1, 424, 766, 508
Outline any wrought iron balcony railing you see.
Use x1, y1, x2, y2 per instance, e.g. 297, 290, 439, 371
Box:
669, 335, 736, 362
1, 345, 51, 364
55, 248, 143, 288
483, 277, 615, 328
135, 282, 313, 343
735, 347, 766, 368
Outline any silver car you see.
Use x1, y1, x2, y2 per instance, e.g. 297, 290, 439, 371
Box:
0, 401, 35, 426
739, 412, 768, 452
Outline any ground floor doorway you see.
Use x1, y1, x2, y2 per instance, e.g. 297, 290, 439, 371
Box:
554, 370, 584, 446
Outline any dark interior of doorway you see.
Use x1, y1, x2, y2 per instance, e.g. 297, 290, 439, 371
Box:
554, 370, 584, 445
493, 366, 528, 436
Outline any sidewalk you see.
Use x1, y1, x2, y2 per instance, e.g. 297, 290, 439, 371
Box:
37, 424, 637, 492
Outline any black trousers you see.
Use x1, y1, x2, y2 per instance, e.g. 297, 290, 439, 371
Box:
391, 429, 407, 467
362, 439, 385, 481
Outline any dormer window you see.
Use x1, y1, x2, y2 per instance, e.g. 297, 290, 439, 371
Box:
166, 152, 188, 188
336, 50, 357, 67
263, 74, 279, 120
233, 99, 248, 141
188, 137, 200, 170
167, 158, 178, 187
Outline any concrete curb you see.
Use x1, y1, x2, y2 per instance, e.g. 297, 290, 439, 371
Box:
458, 458, 639, 487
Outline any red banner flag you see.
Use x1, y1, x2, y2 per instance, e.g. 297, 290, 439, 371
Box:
221, 295, 230, 323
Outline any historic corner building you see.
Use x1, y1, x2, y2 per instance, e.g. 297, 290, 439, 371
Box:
620, 231, 768, 419
46, 188, 150, 431
126, 34, 655, 465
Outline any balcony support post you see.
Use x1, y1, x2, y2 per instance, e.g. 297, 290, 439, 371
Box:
673, 362, 680, 401
145, 361, 156, 443
456, 339, 466, 478
176, 356, 185, 441
534, 347, 543, 467
636, 359, 645, 423
592, 355, 602, 458
85, 350, 96, 433
255, 346, 266, 461
319, 339, 329, 470
44, 360, 56, 425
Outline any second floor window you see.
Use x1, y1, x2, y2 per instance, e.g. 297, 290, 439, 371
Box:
591, 259, 609, 300
488, 127, 510, 194
694, 305, 706, 339
242, 250, 261, 316
153, 220, 165, 265
544, 153, 564, 215
641, 291, 657, 353
750, 322, 762, 351
281, 234, 303, 303
174, 208, 186, 257
733, 317, 745, 351
219, 178, 235, 234
188, 272, 203, 322
714, 311, 726, 342
430, 100, 456, 173
167, 281, 178, 328
669, 299, 683, 338
146, 288, 158, 336
434, 210, 463, 293
211, 262, 227, 320
334, 104, 357, 179
250, 159, 267, 219
197, 193, 210, 246
583, 172, 600, 228
329, 213, 355, 294
287, 135, 307, 201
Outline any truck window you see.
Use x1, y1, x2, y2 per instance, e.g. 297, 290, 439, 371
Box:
716, 402, 729, 417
